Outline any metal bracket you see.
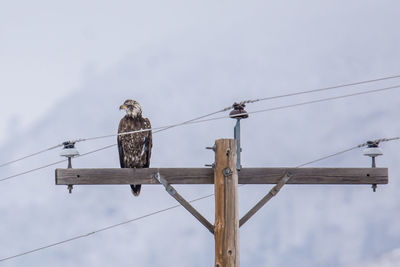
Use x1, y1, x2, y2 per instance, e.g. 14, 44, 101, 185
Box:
154, 172, 214, 234
155, 172, 176, 196
239, 172, 293, 227
60, 141, 80, 194
230, 102, 249, 171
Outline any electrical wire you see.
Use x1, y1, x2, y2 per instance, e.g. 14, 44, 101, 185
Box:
191, 84, 400, 124
0, 144, 118, 183
295, 146, 361, 168
46, 83, 400, 144
0, 108, 230, 169
0, 144, 64, 168
0, 111, 235, 182
2, 137, 400, 262
248, 84, 400, 117
0, 159, 67, 182
0, 75, 400, 168
254, 136, 400, 211
2, 74, 399, 169
236, 73, 400, 106
77, 107, 231, 143
0, 193, 215, 263
2, 84, 399, 182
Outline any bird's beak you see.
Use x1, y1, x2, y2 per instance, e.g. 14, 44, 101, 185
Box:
119, 104, 126, 110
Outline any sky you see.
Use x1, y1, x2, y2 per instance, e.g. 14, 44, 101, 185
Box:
1, 1, 400, 266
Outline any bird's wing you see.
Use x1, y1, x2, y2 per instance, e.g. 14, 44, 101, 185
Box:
117, 120, 126, 168
143, 118, 152, 167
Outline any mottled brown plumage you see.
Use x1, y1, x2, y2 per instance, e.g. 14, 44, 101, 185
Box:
118, 100, 152, 196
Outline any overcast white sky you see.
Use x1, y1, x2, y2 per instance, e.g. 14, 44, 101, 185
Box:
1, 1, 400, 266
0, 0, 188, 144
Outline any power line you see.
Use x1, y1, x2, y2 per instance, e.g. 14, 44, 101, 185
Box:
0, 144, 116, 182
192, 84, 400, 124
0, 108, 230, 169
360, 136, 400, 146
2, 84, 399, 182
255, 136, 400, 214
1, 74, 399, 169
2, 137, 399, 262
78, 107, 230, 143
0, 159, 67, 182
295, 146, 361, 168
236, 73, 400, 106
0, 144, 64, 168
0, 193, 215, 263
2, 83, 399, 183
51, 83, 400, 144
248, 84, 400, 117
0, 113, 234, 182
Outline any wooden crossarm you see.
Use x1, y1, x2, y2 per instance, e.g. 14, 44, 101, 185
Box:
55, 167, 388, 185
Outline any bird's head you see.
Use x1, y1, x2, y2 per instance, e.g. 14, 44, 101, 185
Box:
120, 99, 142, 118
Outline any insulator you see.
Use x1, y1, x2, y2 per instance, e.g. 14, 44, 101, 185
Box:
363, 141, 383, 158
60, 142, 80, 158
363, 147, 383, 157
229, 103, 249, 119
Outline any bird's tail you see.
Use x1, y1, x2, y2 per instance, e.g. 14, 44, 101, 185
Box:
130, 184, 141, 196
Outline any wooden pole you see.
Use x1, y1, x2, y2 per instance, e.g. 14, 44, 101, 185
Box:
214, 139, 239, 267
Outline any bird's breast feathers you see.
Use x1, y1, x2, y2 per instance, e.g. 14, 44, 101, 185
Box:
118, 116, 152, 168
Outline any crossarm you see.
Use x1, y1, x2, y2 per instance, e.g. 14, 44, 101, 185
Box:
55, 167, 388, 185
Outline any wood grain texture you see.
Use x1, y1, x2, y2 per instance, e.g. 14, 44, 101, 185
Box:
55, 168, 388, 185
214, 139, 239, 267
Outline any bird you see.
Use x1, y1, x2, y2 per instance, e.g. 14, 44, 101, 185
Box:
118, 99, 152, 196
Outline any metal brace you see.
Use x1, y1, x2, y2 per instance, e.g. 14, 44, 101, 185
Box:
239, 172, 293, 227
154, 172, 176, 196
154, 171, 215, 234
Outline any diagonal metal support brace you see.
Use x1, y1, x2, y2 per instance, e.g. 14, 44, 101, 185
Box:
239, 172, 293, 227
155, 172, 214, 234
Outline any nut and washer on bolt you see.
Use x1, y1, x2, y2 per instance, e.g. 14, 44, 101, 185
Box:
223, 167, 232, 177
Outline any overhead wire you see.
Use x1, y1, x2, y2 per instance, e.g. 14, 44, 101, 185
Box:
2, 84, 399, 182
0, 193, 215, 263
0, 144, 117, 182
0, 108, 231, 169
0, 108, 234, 182
0, 159, 67, 182
235, 73, 400, 106
78, 107, 231, 143
40, 82, 400, 144
191, 84, 400, 124
0, 144, 64, 168
2, 136, 399, 262
1, 73, 399, 169
249, 136, 400, 213
0, 108, 233, 182
295, 145, 361, 168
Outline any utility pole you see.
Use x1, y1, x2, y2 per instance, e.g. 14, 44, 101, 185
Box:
55, 107, 389, 266
214, 139, 239, 267
55, 156, 388, 267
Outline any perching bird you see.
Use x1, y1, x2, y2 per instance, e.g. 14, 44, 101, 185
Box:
118, 99, 152, 196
